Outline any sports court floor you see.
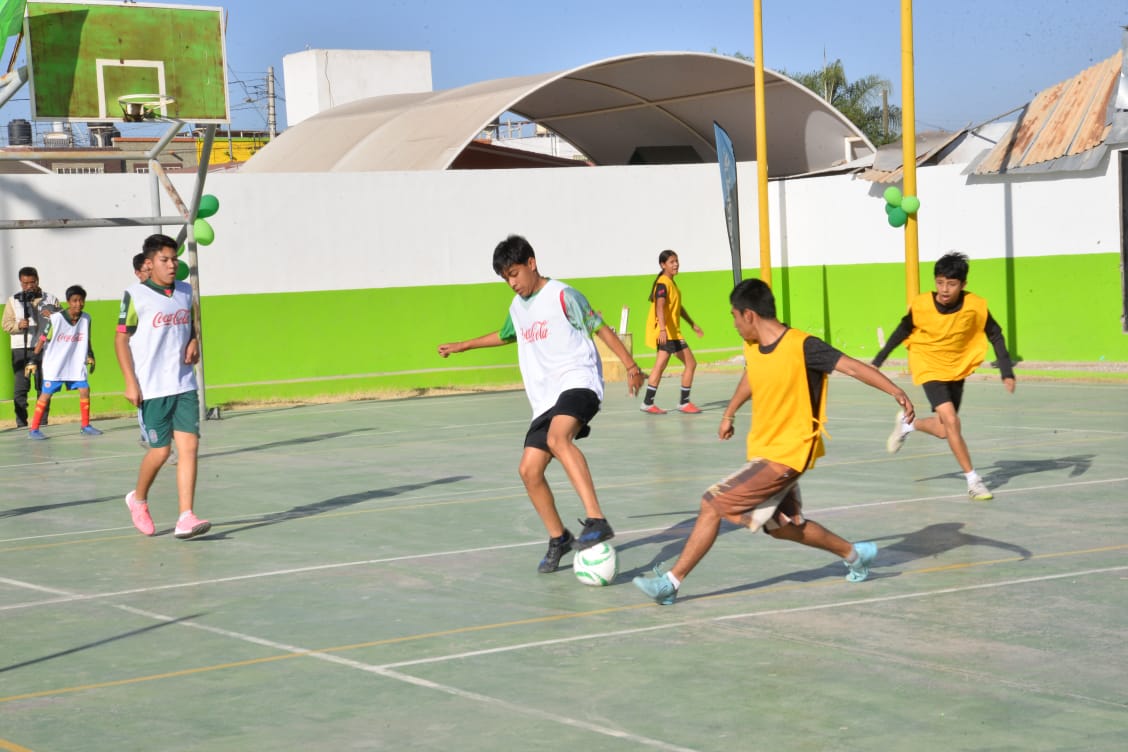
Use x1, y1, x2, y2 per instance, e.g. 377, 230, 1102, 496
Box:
2, 371, 1126, 751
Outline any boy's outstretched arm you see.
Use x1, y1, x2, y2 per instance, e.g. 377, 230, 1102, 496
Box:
718, 370, 752, 440
835, 354, 915, 424
438, 332, 508, 357
594, 325, 645, 395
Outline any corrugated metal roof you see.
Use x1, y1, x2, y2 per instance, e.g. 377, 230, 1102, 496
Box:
858, 129, 965, 184
973, 51, 1120, 175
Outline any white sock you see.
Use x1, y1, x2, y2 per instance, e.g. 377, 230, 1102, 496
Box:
965, 470, 981, 483
901, 421, 915, 434
844, 547, 859, 564
666, 572, 682, 589
178, 510, 193, 521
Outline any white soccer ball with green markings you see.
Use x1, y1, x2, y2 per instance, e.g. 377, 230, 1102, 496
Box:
573, 542, 618, 586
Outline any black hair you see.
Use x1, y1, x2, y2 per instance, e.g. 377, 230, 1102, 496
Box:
132, 252, 147, 272
492, 234, 536, 276
18, 266, 38, 279
649, 249, 678, 302
934, 252, 970, 282
729, 278, 777, 319
65, 285, 87, 301
141, 233, 178, 260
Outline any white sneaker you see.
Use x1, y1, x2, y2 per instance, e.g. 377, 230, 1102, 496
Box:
886, 410, 909, 454
968, 479, 993, 501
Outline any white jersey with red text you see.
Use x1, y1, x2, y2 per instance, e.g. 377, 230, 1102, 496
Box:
118, 281, 198, 399
508, 278, 603, 418
41, 311, 92, 382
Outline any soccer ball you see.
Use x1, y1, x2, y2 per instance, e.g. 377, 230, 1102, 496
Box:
573, 542, 618, 586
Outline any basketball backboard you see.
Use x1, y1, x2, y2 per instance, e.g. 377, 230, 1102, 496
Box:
24, 1, 229, 123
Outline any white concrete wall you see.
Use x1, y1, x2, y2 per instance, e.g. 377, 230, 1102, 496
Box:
0, 154, 1119, 301
282, 50, 433, 127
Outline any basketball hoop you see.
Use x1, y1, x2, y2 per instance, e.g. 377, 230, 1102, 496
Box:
117, 93, 177, 122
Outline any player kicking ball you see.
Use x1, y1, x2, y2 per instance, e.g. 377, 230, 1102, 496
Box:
439, 235, 645, 573
634, 279, 914, 605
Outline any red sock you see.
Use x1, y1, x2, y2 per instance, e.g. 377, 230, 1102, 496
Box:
30, 398, 48, 430
80, 398, 91, 427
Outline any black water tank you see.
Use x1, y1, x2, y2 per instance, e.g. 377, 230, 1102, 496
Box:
8, 118, 31, 146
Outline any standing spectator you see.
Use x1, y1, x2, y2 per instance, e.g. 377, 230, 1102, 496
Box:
3, 267, 59, 428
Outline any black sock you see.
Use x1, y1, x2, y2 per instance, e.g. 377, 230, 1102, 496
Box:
643, 385, 658, 405
680, 386, 691, 405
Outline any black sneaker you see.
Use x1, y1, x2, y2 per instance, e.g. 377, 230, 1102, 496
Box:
576, 517, 614, 550
537, 529, 574, 573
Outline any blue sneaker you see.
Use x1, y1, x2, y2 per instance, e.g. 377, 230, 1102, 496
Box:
844, 541, 878, 582
80, 425, 103, 436
28, 429, 46, 440
537, 529, 574, 573
633, 569, 678, 605
576, 517, 614, 549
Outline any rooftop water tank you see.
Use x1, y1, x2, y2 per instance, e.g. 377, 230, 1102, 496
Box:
8, 118, 31, 146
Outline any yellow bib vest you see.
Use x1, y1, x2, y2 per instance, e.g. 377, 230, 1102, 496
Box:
645, 273, 683, 348
743, 328, 828, 472
905, 292, 989, 384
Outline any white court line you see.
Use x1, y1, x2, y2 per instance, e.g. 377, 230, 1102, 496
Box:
3, 475, 1126, 612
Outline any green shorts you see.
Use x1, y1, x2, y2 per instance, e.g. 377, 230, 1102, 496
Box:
141, 390, 199, 448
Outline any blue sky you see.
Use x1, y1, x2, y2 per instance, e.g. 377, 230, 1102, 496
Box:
6, 0, 1128, 133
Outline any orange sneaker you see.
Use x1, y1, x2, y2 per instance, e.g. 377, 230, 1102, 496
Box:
676, 402, 702, 414
639, 404, 667, 415
125, 491, 155, 536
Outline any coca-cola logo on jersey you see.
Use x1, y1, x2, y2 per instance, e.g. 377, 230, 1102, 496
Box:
152, 309, 191, 327
57, 332, 85, 343
521, 320, 549, 342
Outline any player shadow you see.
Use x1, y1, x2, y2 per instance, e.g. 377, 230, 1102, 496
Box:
0, 613, 204, 674
196, 476, 470, 539
614, 511, 745, 579
0, 493, 120, 519
199, 428, 377, 459
915, 454, 1094, 491
675, 521, 1032, 602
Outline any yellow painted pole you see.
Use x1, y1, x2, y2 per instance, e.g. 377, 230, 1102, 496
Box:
901, 0, 920, 302
753, 0, 771, 287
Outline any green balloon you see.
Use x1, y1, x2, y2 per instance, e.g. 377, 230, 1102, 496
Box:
194, 218, 215, 246
901, 195, 921, 214
883, 186, 903, 206
176, 260, 190, 280
885, 202, 897, 214
177, 245, 185, 257
197, 194, 220, 218
887, 207, 908, 227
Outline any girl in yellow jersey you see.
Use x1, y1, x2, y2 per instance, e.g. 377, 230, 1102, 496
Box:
872, 252, 1015, 501
634, 279, 915, 605
640, 250, 704, 414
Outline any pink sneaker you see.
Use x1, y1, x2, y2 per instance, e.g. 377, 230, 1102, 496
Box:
174, 511, 211, 539
677, 402, 702, 414
639, 404, 667, 415
125, 491, 155, 536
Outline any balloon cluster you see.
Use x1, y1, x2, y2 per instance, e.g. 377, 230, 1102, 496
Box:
176, 194, 221, 281
882, 186, 921, 228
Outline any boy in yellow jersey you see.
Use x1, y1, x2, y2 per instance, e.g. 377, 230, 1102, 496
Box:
872, 252, 1015, 501
634, 278, 914, 605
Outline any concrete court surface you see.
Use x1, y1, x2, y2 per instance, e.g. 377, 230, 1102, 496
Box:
1, 371, 1125, 751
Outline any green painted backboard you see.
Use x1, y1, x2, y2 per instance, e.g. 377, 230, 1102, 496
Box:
25, 0, 229, 123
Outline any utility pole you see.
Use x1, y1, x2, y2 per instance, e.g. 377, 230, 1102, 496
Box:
267, 66, 277, 139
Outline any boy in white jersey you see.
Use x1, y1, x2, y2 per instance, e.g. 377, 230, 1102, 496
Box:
28, 285, 101, 439
115, 234, 209, 540
439, 235, 646, 573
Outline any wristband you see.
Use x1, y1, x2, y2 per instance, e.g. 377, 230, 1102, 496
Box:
721, 415, 735, 421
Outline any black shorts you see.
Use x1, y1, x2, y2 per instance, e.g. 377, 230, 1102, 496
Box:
524, 388, 601, 451
657, 339, 689, 354
922, 380, 965, 412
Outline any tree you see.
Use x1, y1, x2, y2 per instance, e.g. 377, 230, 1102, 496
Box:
723, 51, 902, 146
783, 59, 901, 146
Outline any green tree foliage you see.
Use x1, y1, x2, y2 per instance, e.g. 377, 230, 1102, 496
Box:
724, 51, 902, 146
